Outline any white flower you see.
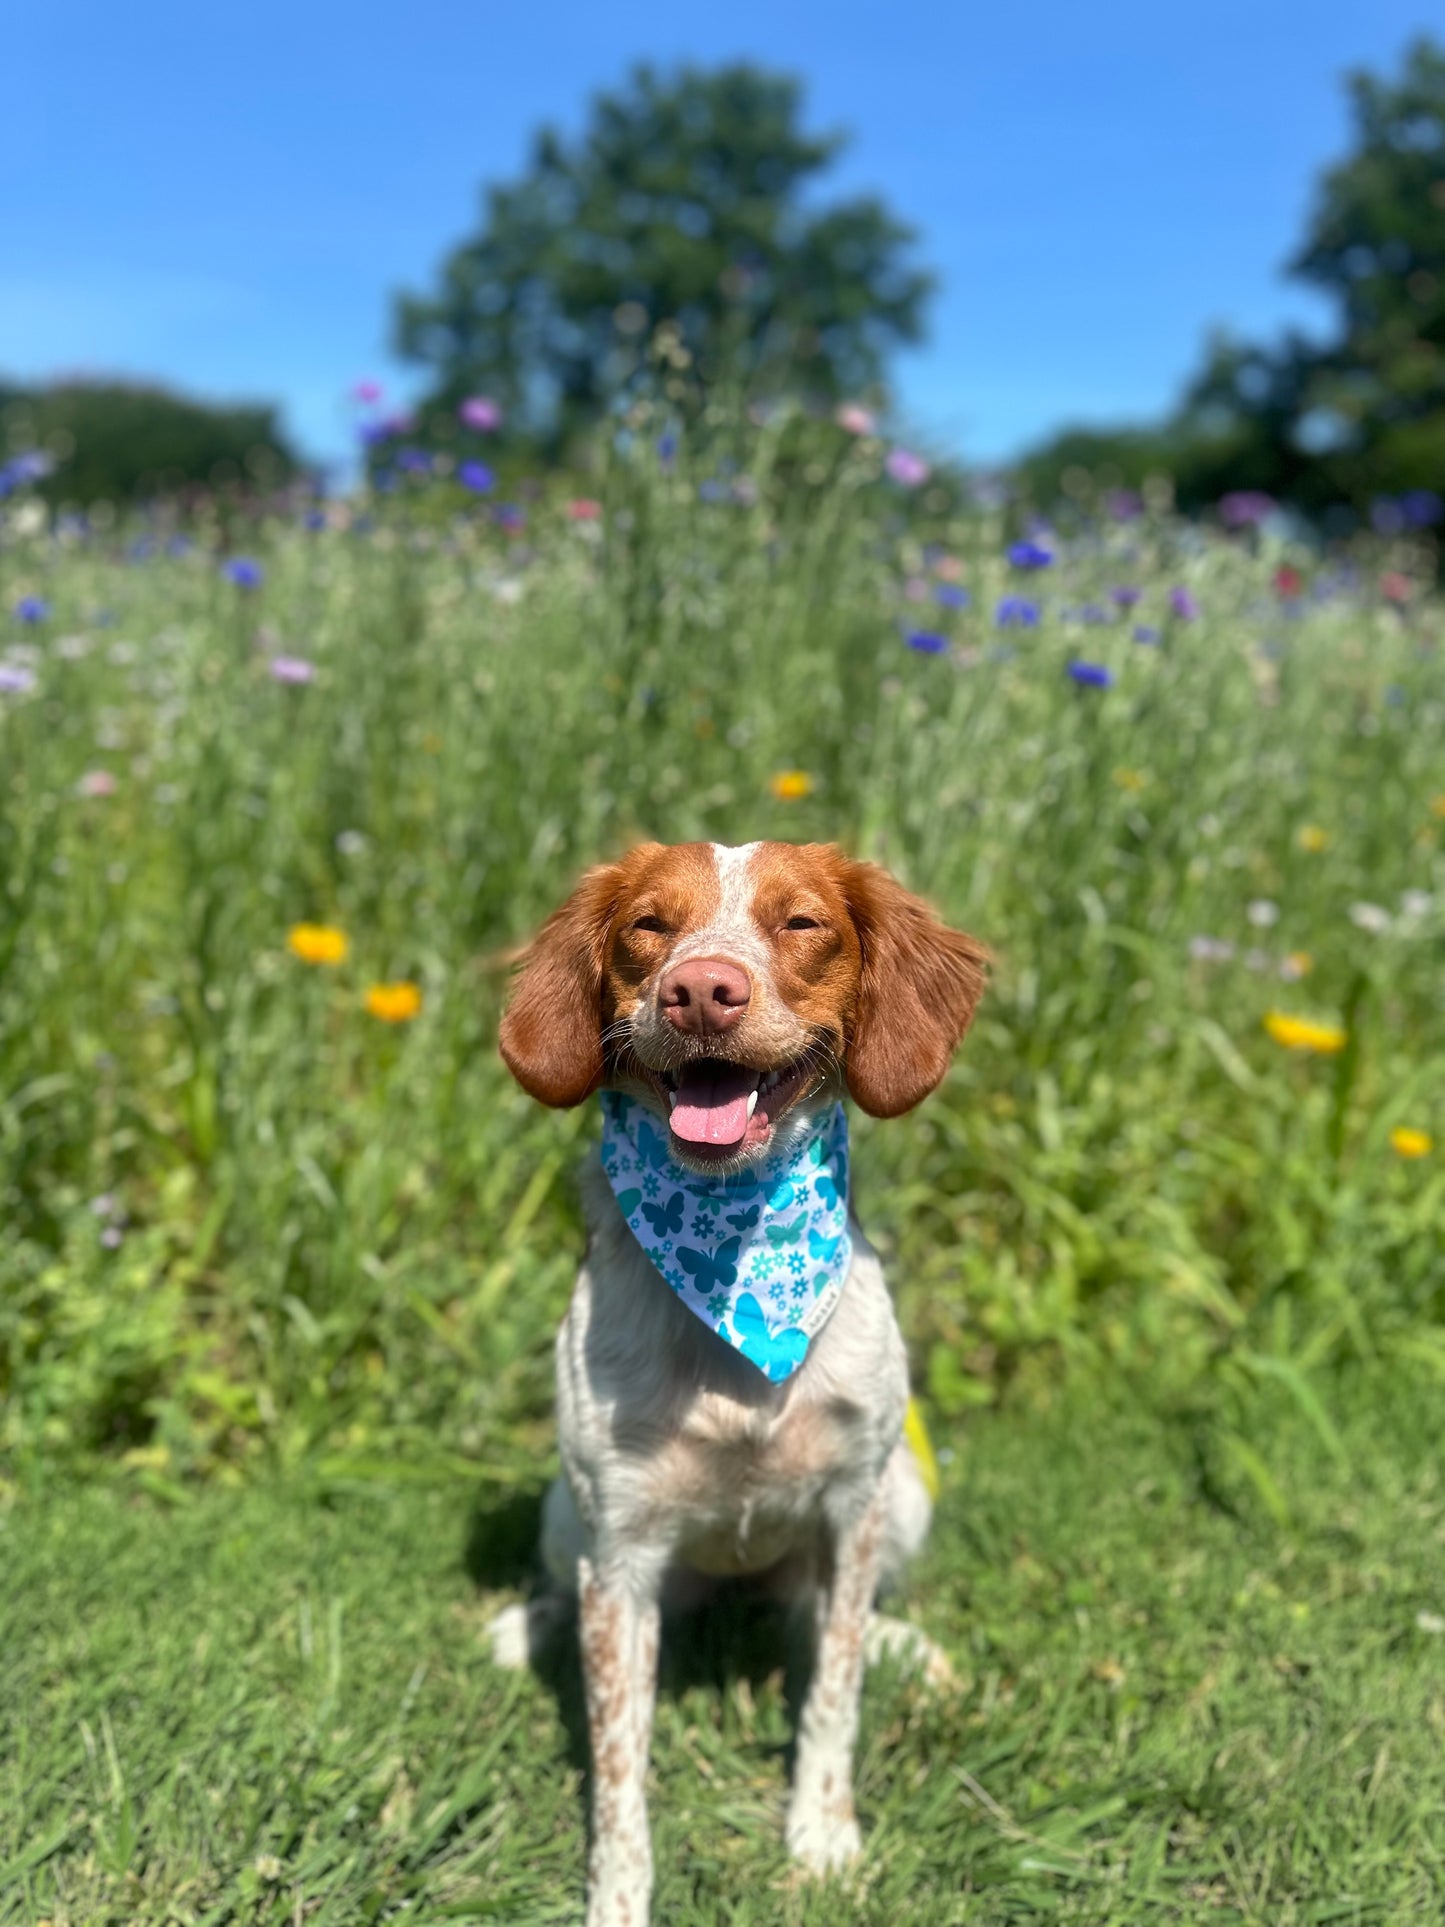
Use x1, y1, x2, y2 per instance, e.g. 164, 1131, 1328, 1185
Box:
1348, 901, 1392, 936
1188, 936, 1235, 963
1246, 899, 1280, 928
1400, 890, 1433, 923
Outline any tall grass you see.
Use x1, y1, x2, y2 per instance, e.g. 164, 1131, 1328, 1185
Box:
2, 414, 1442, 1491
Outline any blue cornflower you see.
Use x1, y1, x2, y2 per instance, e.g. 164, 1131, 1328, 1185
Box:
1111, 585, 1142, 609
14, 596, 50, 624
494, 504, 525, 531
935, 584, 971, 609
458, 461, 494, 494
1169, 586, 1199, 619
1133, 624, 1160, 645
1067, 660, 1113, 689
1008, 540, 1053, 570
396, 447, 431, 474
996, 596, 1039, 628
907, 630, 949, 655
656, 432, 678, 465
1400, 489, 1443, 529
222, 558, 263, 590
0, 664, 36, 694
303, 508, 327, 531
1078, 603, 1108, 625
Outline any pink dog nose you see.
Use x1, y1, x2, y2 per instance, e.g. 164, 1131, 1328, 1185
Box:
659, 958, 752, 1035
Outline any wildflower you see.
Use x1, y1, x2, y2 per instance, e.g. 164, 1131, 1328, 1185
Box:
223, 558, 263, 590
656, 431, 678, 464
995, 596, 1039, 628
885, 448, 929, 487
1106, 489, 1143, 521
1400, 890, 1433, 922
303, 508, 327, 532
352, 379, 383, 404
1218, 490, 1275, 528
1389, 1126, 1433, 1160
1067, 660, 1113, 689
1380, 571, 1412, 604
14, 595, 50, 623
1280, 951, 1313, 981
270, 655, 315, 685
1110, 585, 1141, 610
1274, 565, 1303, 598
458, 460, 494, 494
365, 982, 422, 1023
1189, 937, 1235, 963
1008, 540, 1053, 570
769, 770, 813, 801
566, 498, 602, 521
836, 403, 875, 436
1133, 624, 1160, 645
1078, 603, 1109, 624
935, 584, 970, 609
100, 1225, 124, 1249
1432, 796, 1445, 820
459, 396, 502, 431
1349, 902, 1392, 936
0, 663, 36, 695
1168, 587, 1199, 619
77, 770, 116, 798
907, 631, 949, 655
288, 923, 348, 966
1297, 825, 1329, 853
335, 830, 367, 857
494, 504, 525, 532
1264, 1011, 1347, 1054
1246, 899, 1280, 928
1399, 489, 1443, 529
1112, 767, 1147, 791
396, 448, 431, 473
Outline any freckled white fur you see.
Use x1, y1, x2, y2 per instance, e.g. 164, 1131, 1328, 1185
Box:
488, 843, 946, 1927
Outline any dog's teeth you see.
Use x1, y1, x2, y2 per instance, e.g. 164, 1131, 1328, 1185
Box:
746, 1091, 758, 1119
668, 1088, 680, 1111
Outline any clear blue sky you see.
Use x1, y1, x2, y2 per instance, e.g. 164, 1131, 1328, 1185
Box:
6, 1, 1432, 473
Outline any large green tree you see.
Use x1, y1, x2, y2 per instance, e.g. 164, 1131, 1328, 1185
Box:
393, 63, 932, 445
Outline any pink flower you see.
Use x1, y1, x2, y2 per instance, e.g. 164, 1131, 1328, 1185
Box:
885, 448, 930, 487
270, 655, 315, 684
78, 770, 116, 798
836, 403, 875, 436
352, 380, 383, 404
566, 498, 602, 522
459, 396, 503, 432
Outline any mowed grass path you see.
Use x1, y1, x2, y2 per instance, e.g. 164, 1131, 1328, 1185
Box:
5, 1373, 1444, 1926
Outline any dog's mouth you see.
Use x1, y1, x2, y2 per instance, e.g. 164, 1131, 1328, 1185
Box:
639, 1055, 816, 1163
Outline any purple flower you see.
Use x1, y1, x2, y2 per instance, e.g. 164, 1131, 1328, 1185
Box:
1007, 540, 1053, 571
459, 396, 502, 432
0, 451, 54, 496
1169, 587, 1199, 620
907, 631, 949, 655
0, 663, 36, 695
270, 655, 315, 684
223, 558, 263, 590
396, 447, 432, 474
1067, 660, 1113, 689
885, 448, 930, 488
14, 596, 50, 624
1400, 489, 1443, 529
1133, 624, 1160, 645
1105, 489, 1143, 522
1218, 490, 1275, 529
458, 460, 494, 494
494, 504, 525, 532
935, 584, 971, 609
656, 431, 678, 465
995, 596, 1039, 628
1111, 585, 1141, 609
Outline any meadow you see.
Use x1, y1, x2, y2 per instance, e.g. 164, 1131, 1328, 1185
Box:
2, 410, 1444, 1921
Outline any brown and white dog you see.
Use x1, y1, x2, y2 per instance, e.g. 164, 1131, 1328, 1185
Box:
490, 840, 986, 1926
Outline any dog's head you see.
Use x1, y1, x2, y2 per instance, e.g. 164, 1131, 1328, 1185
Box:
499, 841, 987, 1173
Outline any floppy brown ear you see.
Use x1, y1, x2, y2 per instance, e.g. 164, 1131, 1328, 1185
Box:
498, 863, 626, 1107
842, 860, 988, 1118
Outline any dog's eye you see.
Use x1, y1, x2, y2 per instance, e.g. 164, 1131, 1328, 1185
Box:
785, 915, 821, 931
632, 915, 670, 935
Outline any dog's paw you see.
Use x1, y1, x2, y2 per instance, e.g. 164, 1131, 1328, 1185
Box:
786, 1797, 863, 1875
486, 1601, 534, 1670
864, 1612, 957, 1691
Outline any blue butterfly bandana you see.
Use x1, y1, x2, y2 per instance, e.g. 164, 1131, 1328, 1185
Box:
599, 1091, 853, 1383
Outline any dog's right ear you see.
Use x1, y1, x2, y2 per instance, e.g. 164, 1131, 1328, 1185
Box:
499, 863, 626, 1107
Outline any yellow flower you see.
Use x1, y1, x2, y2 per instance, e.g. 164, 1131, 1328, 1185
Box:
1389, 1126, 1433, 1160
769, 769, 813, 802
1296, 824, 1329, 853
903, 1398, 941, 1502
1112, 766, 1147, 792
288, 923, 349, 966
1263, 1011, 1347, 1055
1431, 795, 1445, 820
365, 982, 422, 1023
1282, 950, 1313, 980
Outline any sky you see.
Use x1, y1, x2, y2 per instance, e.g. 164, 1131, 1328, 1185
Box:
6, 1, 1433, 475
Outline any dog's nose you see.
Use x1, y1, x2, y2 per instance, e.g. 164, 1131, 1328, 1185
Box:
659, 958, 752, 1035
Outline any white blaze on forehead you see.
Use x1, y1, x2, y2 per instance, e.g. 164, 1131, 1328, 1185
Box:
665, 842, 767, 972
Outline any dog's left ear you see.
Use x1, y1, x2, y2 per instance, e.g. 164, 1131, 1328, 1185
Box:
499, 860, 634, 1107
841, 860, 988, 1118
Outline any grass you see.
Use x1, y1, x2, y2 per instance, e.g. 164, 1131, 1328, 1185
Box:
5, 1367, 1445, 1925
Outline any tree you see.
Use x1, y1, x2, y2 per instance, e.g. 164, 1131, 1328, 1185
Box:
393, 63, 932, 448
0, 379, 298, 505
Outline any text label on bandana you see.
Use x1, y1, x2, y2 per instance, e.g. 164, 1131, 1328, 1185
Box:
600, 1092, 852, 1383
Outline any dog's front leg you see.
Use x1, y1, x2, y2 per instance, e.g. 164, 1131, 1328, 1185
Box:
578, 1549, 663, 1927
786, 1489, 886, 1874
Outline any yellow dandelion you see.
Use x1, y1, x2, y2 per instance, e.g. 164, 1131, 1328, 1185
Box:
1263, 1011, 1347, 1055
1296, 824, 1329, 853
1389, 1126, 1433, 1160
287, 923, 349, 966
1112, 766, 1147, 792
769, 769, 813, 802
365, 982, 422, 1023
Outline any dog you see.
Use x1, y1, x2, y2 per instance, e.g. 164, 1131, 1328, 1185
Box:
488, 839, 986, 1926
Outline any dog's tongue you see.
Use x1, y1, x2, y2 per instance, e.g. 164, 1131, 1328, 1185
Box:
669, 1062, 758, 1146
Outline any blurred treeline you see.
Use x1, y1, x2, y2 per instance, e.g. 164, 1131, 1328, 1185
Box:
3, 39, 1441, 525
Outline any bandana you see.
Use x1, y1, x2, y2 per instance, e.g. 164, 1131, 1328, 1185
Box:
599, 1091, 852, 1383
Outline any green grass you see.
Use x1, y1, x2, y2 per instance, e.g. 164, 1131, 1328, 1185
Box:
5, 1369, 1445, 1925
